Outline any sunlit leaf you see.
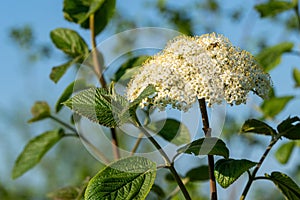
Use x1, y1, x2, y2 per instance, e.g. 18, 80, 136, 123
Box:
12, 129, 65, 179
265, 171, 300, 200
214, 159, 256, 188
255, 1, 296, 18
261, 96, 294, 118
240, 119, 276, 136
177, 137, 229, 159
256, 42, 294, 72
148, 119, 190, 146
28, 101, 51, 123
293, 68, 300, 87
85, 156, 156, 200
185, 165, 209, 182
275, 141, 295, 164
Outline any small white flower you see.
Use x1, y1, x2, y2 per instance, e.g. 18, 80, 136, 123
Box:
127, 33, 272, 111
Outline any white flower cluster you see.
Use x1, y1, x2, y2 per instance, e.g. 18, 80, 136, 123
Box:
127, 33, 271, 111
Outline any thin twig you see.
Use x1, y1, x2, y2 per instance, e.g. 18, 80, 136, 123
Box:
130, 133, 144, 155
89, 14, 120, 160
240, 138, 279, 200
166, 177, 190, 200
198, 98, 218, 200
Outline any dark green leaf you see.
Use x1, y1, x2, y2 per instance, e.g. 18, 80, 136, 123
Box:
28, 101, 51, 123
150, 184, 165, 198
240, 119, 276, 136
50, 59, 77, 83
63, 87, 129, 128
63, 0, 116, 35
265, 171, 300, 200
275, 141, 295, 164
261, 96, 294, 118
113, 56, 149, 82
256, 42, 294, 72
56, 79, 89, 113
12, 129, 64, 179
214, 159, 257, 188
177, 137, 229, 159
255, 1, 296, 18
277, 116, 300, 140
185, 165, 209, 182
85, 156, 156, 200
293, 68, 300, 87
147, 119, 190, 146
50, 28, 89, 58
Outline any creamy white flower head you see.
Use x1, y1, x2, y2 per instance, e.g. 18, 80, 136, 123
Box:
127, 33, 271, 111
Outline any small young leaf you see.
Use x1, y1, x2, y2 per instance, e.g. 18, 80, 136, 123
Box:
240, 119, 276, 136
255, 1, 296, 18
55, 79, 88, 113
50, 59, 77, 83
177, 137, 229, 159
261, 96, 294, 119
50, 28, 89, 58
277, 116, 300, 140
214, 159, 257, 188
85, 156, 156, 200
12, 129, 65, 179
293, 68, 300, 87
185, 165, 209, 182
256, 42, 294, 72
275, 141, 295, 164
265, 171, 300, 200
28, 101, 51, 123
147, 119, 190, 146
63, 87, 129, 128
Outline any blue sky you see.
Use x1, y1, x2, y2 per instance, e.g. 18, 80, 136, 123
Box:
1, 0, 300, 199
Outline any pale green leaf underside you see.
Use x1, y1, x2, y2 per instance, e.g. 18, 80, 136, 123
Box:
85, 156, 156, 200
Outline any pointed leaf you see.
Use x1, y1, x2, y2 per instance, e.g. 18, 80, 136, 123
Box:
63, 87, 128, 128
214, 159, 257, 188
177, 137, 229, 159
277, 116, 300, 140
275, 141, 295, 164
130, 84, 156, 109
50, 28, 89, 58
28, 101, 51, 123
185, 165, 209, 182
147, 119, 190, 146
55, 79, 89, 112
256, 42, 294, 72
293, 68, 300, 87
261, 96, 294, 118
50, 59, 76, 83
265, 171, 300, 200
240, 119, 276, 136
12, 129, 65, 179
85, 156, 156, 200
255, 1, 296, 18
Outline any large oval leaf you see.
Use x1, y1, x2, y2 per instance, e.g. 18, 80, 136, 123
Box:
12, 129, 65, 179
265, 171, 300, 200
177, 137, 229, 159
214, 159, 256, 188
85, 156, 156, 200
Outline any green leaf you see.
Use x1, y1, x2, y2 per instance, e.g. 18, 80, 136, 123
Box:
177, 137, 229, 159
113, 56, 149, 82
275, 141, 295, 164
129, 85, 156, 109
277, 116, 300, 140
293, 68, 300, 87
56, 79, 88, 113
63, 87, 129, 128
28, 101, 51, 123
256, 42, 294, 72
265, 171, 300, 200
47, 186, 81, 200
85, 156, 156, 200
147, 119, 190, 146
214, 159, 257, 188
63, 0, 116, 35
150, 184, 165, 198
12, 129, 65, 179
50, 28, 89, 58
185, 165, 209, 182
255, 1, 296, 18
261, 96, 294, 118
240, 119, 276, 136
50, 58, 79, 83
